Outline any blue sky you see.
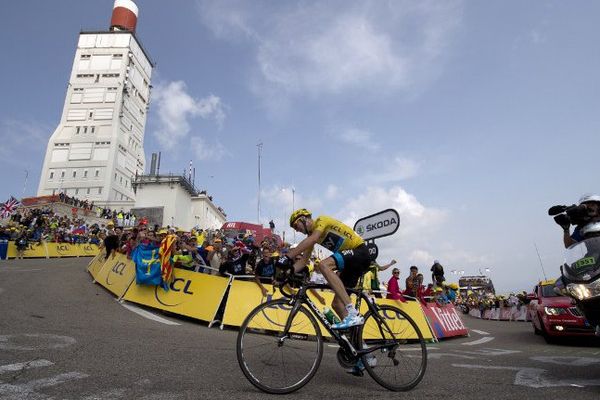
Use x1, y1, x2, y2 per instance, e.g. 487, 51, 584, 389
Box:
2, 1, 600, 292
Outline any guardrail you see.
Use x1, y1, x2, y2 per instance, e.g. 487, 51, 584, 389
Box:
0, 241, 99, 259
86, 253, 472, 341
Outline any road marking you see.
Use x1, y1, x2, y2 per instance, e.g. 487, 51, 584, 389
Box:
461, 337, 494, 346
0, 334, 76, 351
121, 303, 180, 326
458, 348, 521, 357
0, 269, 43, 272
471, 329, 490, 335
0, 371, 89, 398
531, 356, 600, 367
428, 352, 476, 360
0, 360, 54, 374
452, 364, 600, 388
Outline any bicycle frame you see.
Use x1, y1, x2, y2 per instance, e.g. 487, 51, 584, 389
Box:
280, 282, 401, 359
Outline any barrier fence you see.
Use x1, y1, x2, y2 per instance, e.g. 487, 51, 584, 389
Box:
467, 306, 532, 322
85, 254, 470, 342
1, 241, 100, 260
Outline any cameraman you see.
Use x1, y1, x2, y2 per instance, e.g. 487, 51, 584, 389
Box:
558, 194, 600, 248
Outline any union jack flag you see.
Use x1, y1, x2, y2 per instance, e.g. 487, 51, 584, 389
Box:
0, 196, 21, 219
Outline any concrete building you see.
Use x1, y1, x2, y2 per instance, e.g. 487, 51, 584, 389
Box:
132, 174, 226, 231
37, 0, 152, 209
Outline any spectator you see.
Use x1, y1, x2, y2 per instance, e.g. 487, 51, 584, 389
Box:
254, 248, 276, 297
431, 260, 445, 287
405, 266, 422, 297
386, 268, 404, 300
364, 259, 397, 298
219, 246, 249, 276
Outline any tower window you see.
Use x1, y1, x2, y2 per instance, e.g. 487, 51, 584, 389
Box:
73, 171, 77, 178
49, 172, 54, 180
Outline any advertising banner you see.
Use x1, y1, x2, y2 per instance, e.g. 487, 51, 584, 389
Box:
364, 299, 435, 340
222, 281, 434, 340
87, 252, 107, 281
353, 209, 400, 241
78, 243, 100, 257
94, 254, 136, 298
222, 280, 336, 335
46, 243, 78, 258
123, 268, 230, 322
422, 303, 469, 339
6, 242, 47, 258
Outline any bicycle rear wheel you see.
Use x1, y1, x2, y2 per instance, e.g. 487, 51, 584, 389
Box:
236, 299, 323, 394
358, 304, 427, 391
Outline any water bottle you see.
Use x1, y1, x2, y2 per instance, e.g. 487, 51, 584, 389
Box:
323, 307, 340, 324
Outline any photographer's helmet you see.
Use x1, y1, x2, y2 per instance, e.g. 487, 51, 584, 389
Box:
289, 208, 311, 228
578, 194, 600, 205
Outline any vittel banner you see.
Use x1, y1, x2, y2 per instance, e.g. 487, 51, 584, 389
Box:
422, 303, 469, 339
353, 209, 400, 241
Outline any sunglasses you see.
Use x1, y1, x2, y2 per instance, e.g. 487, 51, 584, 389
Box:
393, 271, 400, 274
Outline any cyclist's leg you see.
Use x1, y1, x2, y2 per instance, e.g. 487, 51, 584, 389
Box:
318, 257, 353, 316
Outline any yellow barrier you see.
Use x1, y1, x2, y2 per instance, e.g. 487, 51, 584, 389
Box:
86, 256, 433, 340
6, 241, 99, 259
221, 279, 433, 340
6, 242, 47, 258
123, 269, 230, 323
221, 279, 334, 334
87, 252, 107, 281
93, 253, 135, 299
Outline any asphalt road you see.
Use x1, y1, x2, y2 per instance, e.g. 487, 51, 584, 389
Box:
1, 258, 600, 400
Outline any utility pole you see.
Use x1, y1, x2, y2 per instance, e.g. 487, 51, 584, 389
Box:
534, 242, 548, 281
22, 170, 29, 197
257, 142, 263, 224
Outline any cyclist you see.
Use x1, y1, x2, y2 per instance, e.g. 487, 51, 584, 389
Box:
287, 209, 371, 330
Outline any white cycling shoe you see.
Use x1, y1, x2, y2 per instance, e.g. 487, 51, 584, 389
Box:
331, 313, 364, 330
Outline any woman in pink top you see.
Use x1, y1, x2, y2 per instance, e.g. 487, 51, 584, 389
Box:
386, 268, 403, 300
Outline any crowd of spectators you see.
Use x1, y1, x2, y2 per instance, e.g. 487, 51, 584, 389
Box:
4, 205, 531, 313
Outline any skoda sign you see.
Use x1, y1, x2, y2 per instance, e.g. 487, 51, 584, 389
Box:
353, 209, 400, 241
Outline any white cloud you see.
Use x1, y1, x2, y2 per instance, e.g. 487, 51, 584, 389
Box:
338, 128, 380, 151
325, 185, 339, 200
363, 156, 420, 183
191, 136, 228, 161
197, 0, 463, 102
151, 81, 227, 150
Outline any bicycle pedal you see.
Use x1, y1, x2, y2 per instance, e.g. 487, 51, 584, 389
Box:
345, 367, 364, 377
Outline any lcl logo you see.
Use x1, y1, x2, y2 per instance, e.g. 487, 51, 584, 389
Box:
154, 278, 194, 307
56, 244, 71, 255
105, 262, 127, 286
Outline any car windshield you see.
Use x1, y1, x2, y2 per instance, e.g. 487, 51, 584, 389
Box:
540, 284, 559, 297
565, 237, 600, 278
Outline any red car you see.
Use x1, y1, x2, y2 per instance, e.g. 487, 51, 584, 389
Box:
529, 279, 595, 342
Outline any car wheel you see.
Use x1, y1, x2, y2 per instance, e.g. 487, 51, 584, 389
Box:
540, 322, 556, 344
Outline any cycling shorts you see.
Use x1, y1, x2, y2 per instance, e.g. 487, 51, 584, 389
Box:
330, 244, 371, 288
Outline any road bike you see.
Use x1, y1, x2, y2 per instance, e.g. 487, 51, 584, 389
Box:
236, 268, 427, 393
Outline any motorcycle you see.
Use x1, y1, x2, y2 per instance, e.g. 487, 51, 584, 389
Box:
549, 202, 600, 335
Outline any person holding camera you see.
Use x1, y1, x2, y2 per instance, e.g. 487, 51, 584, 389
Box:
555, 194, 600, 248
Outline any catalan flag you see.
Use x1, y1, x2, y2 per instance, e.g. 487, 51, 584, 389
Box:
159, 234, 177, 290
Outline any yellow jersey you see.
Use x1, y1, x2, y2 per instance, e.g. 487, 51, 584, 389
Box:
312, 215, 364, 253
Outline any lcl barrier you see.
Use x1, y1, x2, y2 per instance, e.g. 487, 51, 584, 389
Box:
87, 255, 468, 341
2, 241, 100, 259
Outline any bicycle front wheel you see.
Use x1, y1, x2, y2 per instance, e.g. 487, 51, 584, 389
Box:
358, 304, 427, 391
236, 299, 323, 394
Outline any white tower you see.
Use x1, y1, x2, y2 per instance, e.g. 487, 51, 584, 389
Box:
37, 0, 153, 208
